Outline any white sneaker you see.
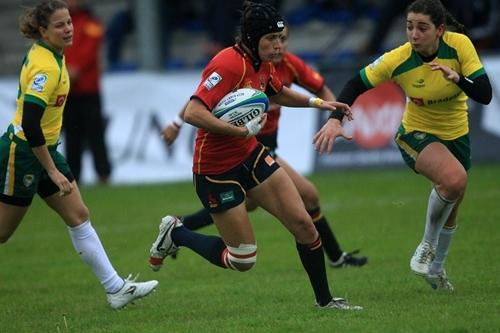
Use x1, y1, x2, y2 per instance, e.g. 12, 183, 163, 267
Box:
425, 270, 454, 291
107, 274, 159, 309
316, 297, 363, 310
149, 215, 182, 271
410, 241, 435, 276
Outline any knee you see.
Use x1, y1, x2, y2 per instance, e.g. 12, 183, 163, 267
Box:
300, 186, 320, 210
245, 199, 258, 212
440, 169, 467, 200
68, 204, 90, 226
224, 244, 257, 272
292, 216, 318, 243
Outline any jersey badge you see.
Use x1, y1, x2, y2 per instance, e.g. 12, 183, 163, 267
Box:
413, 132, 427, 140
265, 155, 275, 166
31, 73, 48, 92
208, 193, 218, 208
23, 174, 35, 188
412, 79, 425, 88
203, 71, 222, 90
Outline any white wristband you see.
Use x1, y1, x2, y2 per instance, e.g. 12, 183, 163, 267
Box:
171, 115, 184, 129
308, 97, 323, 108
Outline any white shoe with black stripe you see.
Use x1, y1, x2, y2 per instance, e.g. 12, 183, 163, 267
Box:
107, 274, 158, 309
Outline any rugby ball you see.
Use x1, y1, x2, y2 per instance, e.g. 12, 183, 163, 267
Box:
212, 88, 269, 127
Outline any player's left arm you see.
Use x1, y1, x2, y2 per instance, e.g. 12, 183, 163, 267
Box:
429, 62, 492, 105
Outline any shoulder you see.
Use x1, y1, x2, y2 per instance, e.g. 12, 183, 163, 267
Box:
442, 31, 471, 46
28, 44, 61, 71
207, 47, 246, 74
441, 31, 475, 55
384, 43, 413, 63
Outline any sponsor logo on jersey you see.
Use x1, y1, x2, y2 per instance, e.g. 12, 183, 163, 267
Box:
410, 97, 424, 106
220, 190, 235, 204
55, 94, 66, 106
203, 72, 222, 90
412, 78, 425, 88
31, 73, 48, 92
23, 174, 35, 188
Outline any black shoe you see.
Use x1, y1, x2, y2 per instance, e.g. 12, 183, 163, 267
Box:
329, 249, 368, 268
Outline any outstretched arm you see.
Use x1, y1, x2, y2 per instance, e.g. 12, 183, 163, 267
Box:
313, 74, 370, 154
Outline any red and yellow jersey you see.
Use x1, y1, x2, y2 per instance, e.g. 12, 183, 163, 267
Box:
260, 52, 324, 135
11, 41, 70, 145
192, 45, 283, 174
361, 31, 485, 140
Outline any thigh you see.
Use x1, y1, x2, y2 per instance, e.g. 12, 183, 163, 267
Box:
415, 142, 466, 186
43, 181, 89, 227
211, 202, 255, 246
0, 201, 29, 242
276, 157, 317, 207
248, 168, 314, 243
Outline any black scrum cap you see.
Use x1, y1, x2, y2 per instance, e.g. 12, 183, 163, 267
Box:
240, 2, 284, 60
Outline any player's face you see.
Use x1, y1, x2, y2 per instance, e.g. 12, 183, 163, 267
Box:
258, 32, 283, 62
39, 8, 73, 53
406, 12, 444, 57
273, 27, 289, 65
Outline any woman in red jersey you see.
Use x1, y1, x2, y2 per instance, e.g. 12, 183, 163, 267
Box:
162, 24, 368, 269
148, 2, 361, 310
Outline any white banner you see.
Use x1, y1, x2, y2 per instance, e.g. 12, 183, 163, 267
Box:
0, 72, 316, 184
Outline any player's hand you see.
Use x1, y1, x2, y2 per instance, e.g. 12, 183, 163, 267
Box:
313, 118, 353, 154
429, 62, 459, 83
162, 124, 180, 145
48, 169, 73, 196
245, 114, 267, 137
318, 100, 353, 121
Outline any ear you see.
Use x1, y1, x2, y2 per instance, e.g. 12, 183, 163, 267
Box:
437, 23, 445, 37
39, 26, 48, 39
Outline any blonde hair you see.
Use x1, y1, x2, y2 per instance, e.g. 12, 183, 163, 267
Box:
19, 0, 68, 40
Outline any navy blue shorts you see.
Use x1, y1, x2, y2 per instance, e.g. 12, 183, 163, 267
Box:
194, 144, 280, 213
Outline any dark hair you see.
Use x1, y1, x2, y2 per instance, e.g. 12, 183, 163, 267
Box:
19, 0, 68, 40
407, 0, 467, 34
239, 1, 284, 59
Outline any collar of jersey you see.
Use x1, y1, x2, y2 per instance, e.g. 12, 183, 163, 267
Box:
36, 40, 64, 60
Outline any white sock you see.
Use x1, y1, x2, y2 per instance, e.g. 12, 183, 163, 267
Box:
68, 220, 124, 293
429, 225, 457, 275
422, 188, 456, 247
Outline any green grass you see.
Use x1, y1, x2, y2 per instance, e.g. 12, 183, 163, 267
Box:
1, 164, 499, 333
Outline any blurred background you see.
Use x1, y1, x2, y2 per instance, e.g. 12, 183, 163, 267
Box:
0, 0, 499, 184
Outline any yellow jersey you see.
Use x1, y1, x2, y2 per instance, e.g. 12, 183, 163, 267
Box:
361, 31, 485, 140
11, 41, 70, 145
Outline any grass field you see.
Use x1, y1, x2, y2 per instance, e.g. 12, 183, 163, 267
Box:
1, 163, 499, 333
